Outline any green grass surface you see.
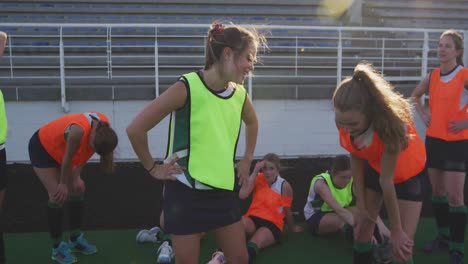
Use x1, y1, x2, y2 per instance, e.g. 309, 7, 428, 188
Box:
5, 218, 466, 263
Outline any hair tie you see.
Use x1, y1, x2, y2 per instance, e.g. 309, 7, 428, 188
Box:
209, 23, 224, 43
212, 23, 224, 34
353, 75, 362, 82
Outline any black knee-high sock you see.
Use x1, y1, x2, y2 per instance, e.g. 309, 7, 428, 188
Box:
353, 241, 372, 264
47, 202, 64, 248
373, 223, 383, 244
68, 196, 84, 241
449, 206, 467, 254
157, 228, 172, 246
247, 242, 259, 264
342, 223, 354, 241
432, 196, 450, 238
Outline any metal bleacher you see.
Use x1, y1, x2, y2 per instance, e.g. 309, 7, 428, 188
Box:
363, 0, 468, 30
0, 1, 466, 110
0, 0, 342, 26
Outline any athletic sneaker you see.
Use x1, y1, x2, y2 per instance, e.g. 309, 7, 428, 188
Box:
51, 241, 77, 264
149, 226, 162, 237
136, 226, 161, 243
450, 251, 464, 264
207, 249, 226, 264
422, 235, 449, 253
67, 233, 98, 255
156, 241, 173, 263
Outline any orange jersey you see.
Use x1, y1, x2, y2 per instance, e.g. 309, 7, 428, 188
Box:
339, 123, 426, 184
38, 112, 109, 166
244, 174, 292, 231
427, 67, 468, 141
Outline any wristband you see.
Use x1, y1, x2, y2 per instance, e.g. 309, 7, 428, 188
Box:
146, 161, 158, 173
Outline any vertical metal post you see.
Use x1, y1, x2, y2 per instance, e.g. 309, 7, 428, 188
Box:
421, 31, 429, 78
336, 30, 342, 85
295, 36, 299, 99
8, 36, 13, 77
107, 26, 113, 79
421, 31, 429, 105
154, 27, 159, 97
59, 27, 69, 112
381, 38, 385, 74
295, 36, 298, 77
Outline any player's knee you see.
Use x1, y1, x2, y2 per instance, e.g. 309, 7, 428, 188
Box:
226, 249, 248, 264
431, 186, 446, 196
447, 193, 464, 207
175, 254, 198, 264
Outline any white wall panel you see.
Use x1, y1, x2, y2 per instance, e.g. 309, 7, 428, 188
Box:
4, 100, 426, 162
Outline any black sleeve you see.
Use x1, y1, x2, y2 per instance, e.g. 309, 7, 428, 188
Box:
174, 78, 189, 110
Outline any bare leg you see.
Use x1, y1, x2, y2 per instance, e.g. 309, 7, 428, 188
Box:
249, 227, 275, 250
171, 233, 202, 264
318, 212, 346, 235
242, 216, 256, 239
214, 220, 248, 264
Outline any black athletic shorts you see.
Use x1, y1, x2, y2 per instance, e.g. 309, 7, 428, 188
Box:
425, 136, 468, 172
163, 180, 242, 235
0, 147, 6, 191
28, 130, 60, 168
305, 211, 327, 236
248, 215, 282, 242
364, 163, 425, 202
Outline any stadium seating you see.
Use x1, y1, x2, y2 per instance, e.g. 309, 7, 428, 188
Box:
0, 0, 461, 101
0, 1, 342, 26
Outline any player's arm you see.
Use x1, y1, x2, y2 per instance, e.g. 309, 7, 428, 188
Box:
315, 179, 354, 226
0, 31, 7, 57
283, 181, 303, 232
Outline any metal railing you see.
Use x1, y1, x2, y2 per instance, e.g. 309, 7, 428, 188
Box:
0, 23, 462, 111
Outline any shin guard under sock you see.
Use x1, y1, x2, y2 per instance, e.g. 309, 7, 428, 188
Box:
68, 196, 84, 241
247, 242, 259, 264
47, 202, 64, 247
449, 206, 467, 253
432, 196, 450, 238
353, 241, 372, 264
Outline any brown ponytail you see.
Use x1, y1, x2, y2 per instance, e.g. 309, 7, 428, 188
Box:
94, 121, 118, 173
333, 62, 413, 153
204, 22, 266, 70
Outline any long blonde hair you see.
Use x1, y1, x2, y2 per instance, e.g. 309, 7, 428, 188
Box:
333, 62, 413, 153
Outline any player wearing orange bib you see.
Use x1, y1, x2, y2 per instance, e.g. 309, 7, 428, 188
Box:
412, 29, 468, 264
239, 153, 303, 263
28, 112, 118, 264
334, 63, 427, 264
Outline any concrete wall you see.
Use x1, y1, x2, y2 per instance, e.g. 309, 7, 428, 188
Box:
0, 99, 441, 232
4, 99, 404, 163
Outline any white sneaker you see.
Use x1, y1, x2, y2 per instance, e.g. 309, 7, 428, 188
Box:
136, 229, 158, 243
207, 250, 226, 264
149, 226, 162, 239
156, 241, 173, 263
